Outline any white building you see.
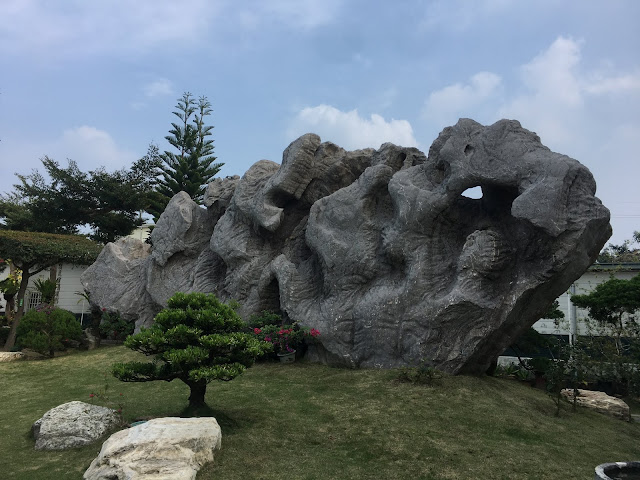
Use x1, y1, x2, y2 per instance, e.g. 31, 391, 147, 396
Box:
532, 263, 640, 341
0, 225, 152, 321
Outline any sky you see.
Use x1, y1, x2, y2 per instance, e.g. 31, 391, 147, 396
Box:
1, 0, 639, 246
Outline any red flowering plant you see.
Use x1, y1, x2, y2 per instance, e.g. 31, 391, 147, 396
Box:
248, 310, 321, 357
253, 323, 320, 355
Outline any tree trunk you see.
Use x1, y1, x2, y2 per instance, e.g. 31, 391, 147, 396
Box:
90, 306, 102, 348
2, 270, 30, 351
49, 265, 59, 305
49, 265, 57, 283
187, 380, 208, 407
4, 294, 15, 324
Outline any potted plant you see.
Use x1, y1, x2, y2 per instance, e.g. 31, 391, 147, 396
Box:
253, 323, 320, 362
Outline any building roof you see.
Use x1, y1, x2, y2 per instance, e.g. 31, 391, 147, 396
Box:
589, 263, 640, 272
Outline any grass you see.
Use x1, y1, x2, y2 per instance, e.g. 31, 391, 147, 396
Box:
0, 347, 639, 479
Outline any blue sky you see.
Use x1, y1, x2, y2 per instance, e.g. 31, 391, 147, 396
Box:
1, 0, 639, 245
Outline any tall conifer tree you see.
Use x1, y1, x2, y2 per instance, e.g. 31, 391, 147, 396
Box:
147, 93, 223, 221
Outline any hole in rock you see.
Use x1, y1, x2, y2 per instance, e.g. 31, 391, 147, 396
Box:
258, 278, 289, 322
481, 184, 519, 214
269, 188, 297, 210
461, 186, 483, 199
464, 144, 474, 156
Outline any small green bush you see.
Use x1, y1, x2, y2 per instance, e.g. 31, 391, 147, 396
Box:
16, 306, 83, 357
248, 310, 283, 328
396, 361, 444, 386
99, 309, 134, 341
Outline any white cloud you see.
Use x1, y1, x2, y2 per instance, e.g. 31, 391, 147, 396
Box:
519, 36, 583, 107
421, 0, 514, 32
583, 72, 640, 95
424, 72, 502, 125
0, 0, 219, 58
288, 105, 418, 150
0, 0, 342, 60
238, 0, 343, 30
144, 78, 173, 97
54, 126, 138, 171
498, 36, 640, 148
0, 126, 139, 195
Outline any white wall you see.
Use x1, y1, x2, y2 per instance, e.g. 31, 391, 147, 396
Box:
532, 266, 640, 336
127, 224, 152, 242
56, 264, 89, 315
18, 264, 89, 316
0, 267, 7, 312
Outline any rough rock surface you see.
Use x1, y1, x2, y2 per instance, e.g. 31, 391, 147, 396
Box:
0, 351, 24, 362
83, 417, 222, 480
32, 401, 120, 450
561, 389, 630, 421
82, 119, 611, 373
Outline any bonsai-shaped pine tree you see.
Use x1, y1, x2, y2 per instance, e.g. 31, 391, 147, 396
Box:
112, 292, 271, 407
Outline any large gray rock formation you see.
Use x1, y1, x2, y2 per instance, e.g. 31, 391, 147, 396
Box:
81, 119, 611, 374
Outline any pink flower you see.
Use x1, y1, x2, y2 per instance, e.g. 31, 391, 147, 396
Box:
264, 336, 272, 342
89, 393, 95, 398
310, 328, 320, 337
254, 327, 262, 334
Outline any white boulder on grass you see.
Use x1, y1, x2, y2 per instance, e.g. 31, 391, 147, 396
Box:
561, 389, 630, 421
84, 417, 222, 480
33, 401, 120, 450
0, 352, 24, 362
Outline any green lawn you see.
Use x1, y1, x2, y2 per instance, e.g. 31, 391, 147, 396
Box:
0, 346, 638, 479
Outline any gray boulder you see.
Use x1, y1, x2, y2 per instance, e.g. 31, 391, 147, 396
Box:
83, 417, 222, 480
82, 119, 611, 374
32, 401, 120, 450
81, 236, 151, 325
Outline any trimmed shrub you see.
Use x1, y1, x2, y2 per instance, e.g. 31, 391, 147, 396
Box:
16, 306, 83, 357
99, 310, 134, 341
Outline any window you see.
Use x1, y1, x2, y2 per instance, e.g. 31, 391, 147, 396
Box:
26, 290, 42, 312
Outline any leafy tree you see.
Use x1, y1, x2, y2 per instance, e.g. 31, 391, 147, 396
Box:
112, 292, 271, 407
571, 274, 640, 354
16, 306, 82, 358
0, 154, 160, 243
542, 300, 565, 322
0, 230, 102, 351
147, 92, 223, 221
597, 231, 640, 263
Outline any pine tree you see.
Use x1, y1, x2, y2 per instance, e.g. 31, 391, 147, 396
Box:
148, 93, 223, 221
112, 292, 271, 407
